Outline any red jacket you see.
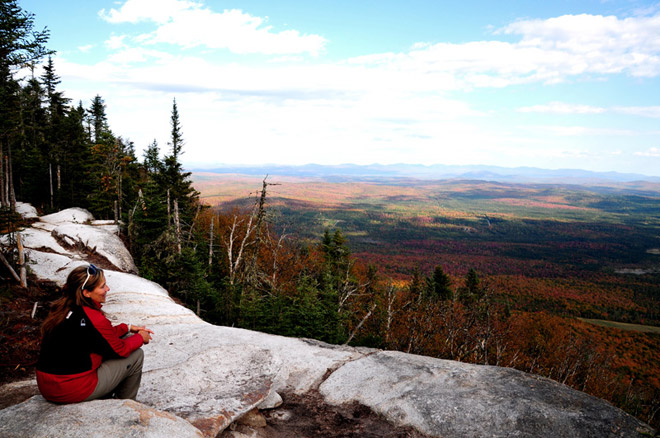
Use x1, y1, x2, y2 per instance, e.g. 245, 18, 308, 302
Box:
36, 305, 143, 403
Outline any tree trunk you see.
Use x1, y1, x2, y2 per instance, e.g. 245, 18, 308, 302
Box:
188, 203, 201, 242
0, 143, 4, 207
208, 217, 214, 268
4, 155, 9, 207
0, 252, 20, 283
344, 302, 377, 345
8, 146, 15, 212
167, 189, 171, 227
17, 233, 27, 288
174, 199, 181, 254
49, 162, 54, 210
118, 173, 122, 220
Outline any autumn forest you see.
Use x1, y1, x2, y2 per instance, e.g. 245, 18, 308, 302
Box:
1, 0, 659, 431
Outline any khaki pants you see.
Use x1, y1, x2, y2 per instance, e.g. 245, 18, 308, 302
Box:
85, 348, 144, 401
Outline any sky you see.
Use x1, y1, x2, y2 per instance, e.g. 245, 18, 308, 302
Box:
18, 0, 660, 175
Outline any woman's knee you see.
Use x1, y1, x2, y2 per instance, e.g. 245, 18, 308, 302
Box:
131, 348, 144, 368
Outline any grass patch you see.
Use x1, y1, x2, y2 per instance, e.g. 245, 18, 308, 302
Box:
578, 318, 660, 334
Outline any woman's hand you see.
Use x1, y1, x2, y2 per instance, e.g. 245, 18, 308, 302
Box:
130, 325, 154, 334
129, 324, 154, 344
138, 329, 153, 344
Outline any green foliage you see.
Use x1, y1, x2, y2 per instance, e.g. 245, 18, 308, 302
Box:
0, 0, 50, 70
426, 265, 452, 301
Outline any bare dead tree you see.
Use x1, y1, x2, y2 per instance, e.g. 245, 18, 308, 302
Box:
173, 199, 182, 254
384, 283, 397, 344
167, 189, 171, 227
260, 225, 288, 294
224, 213, 256, 286
187, 203, 201, 243
208, 216, 214, 268
344, 302, 377, 345
0, 252, 20, 283
244, 177, 280, 285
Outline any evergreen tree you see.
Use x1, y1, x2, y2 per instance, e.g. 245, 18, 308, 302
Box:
0, 0, 50, 209
426, 265, 452, 301
143, 139, 162, 174
162, 98, 197, 208
14, 76, 47, 205
40, 55, 60, 101
460, 268, 483, 305
88, 95, 109, 144
59, 102, 93, 208
40, 56, 69, 210
0, 0, 50, 70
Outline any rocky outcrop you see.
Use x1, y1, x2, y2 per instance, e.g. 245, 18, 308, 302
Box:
320, 351, 650, 437
0, 207, 654, 438
0, 397, 204, 438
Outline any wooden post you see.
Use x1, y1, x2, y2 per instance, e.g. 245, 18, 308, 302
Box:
17, 233, 27, 288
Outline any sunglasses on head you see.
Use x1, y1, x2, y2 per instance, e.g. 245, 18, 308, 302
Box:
81, 264, 98, 291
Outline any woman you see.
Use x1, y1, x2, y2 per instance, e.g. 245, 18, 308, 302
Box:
36, 264, 153, 403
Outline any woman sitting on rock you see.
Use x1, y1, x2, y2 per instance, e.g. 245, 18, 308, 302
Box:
36, 264, 153, 403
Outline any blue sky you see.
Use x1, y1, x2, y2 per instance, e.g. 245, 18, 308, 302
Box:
19, 0, 660, 175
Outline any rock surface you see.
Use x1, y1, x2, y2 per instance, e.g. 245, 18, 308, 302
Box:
320, 350, 652, 438
0, 396, 204, 438
0, 206, 655, 438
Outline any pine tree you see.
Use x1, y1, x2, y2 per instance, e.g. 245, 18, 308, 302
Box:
0, 0, 50, 210
143, 139, 162, 174
14, 76, 47, 206
162, 98, 197, 206
60, 102, 93, 208
88, 95, 109, 144
40, 56, 69, 210
426, 265, 452, 301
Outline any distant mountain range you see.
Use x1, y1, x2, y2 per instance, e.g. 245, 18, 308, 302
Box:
189, 163, 660, 184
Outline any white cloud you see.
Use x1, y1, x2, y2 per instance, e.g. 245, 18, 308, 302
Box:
518, 102, 660, 119
105, 35, 127, 50
518, 102, 606, 114
635, 147, 660, 157
545, 126, 636, 136
614, 106, 660, 118
52, 6, 660, 175
99, 0, 200, 24
78, 44, 94, 53
99, 0, 326, 55
106, 47, 174, 65
499, 13, 660, 78
349, 10, 660, 88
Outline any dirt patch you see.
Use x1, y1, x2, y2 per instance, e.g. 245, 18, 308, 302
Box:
0, 280, 60, 386
220, 390, 430, 438
0, 380, 39, 410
